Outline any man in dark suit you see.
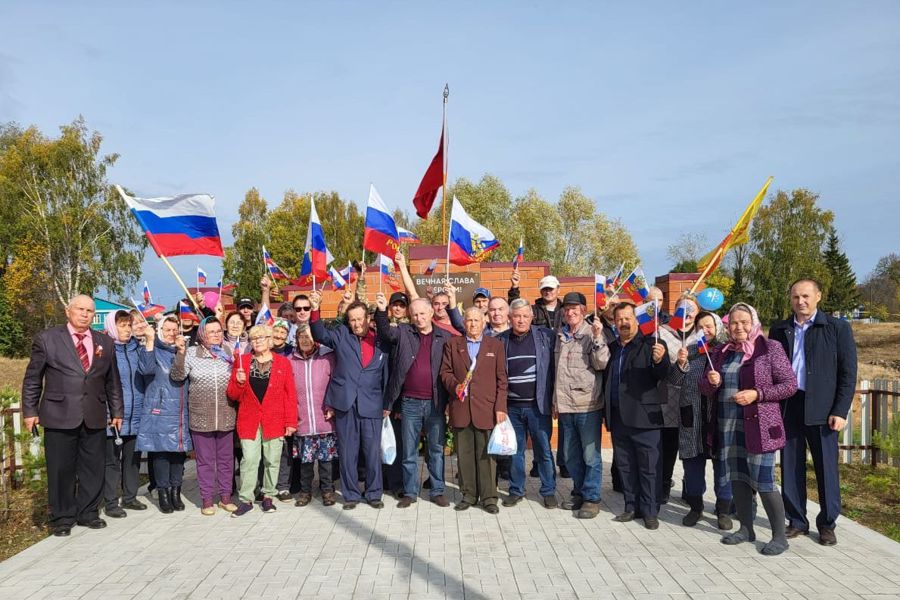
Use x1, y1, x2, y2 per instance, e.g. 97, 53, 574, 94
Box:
440, 307, 508, 513
22, 295, 124, 536
309, 291, 390, 510
603, 303, 669, 529
769, 278, 858, 546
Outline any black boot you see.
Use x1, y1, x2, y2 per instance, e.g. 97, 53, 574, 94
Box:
715, 499, 734, 530
158, 488, 173, 514
170, 487, 185, 511
682, 496, 704, 527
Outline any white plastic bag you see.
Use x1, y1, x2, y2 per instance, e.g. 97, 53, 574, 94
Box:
381, 416, 397, 464
487, 418, 517, 456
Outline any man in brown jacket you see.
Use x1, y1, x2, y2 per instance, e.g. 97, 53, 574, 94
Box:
440, 307, 508, 513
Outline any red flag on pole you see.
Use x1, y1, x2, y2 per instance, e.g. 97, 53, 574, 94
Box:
412, 126, 445, 219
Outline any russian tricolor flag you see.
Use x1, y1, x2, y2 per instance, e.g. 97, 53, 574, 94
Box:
197, 266, 207, 286
621, 267, 650, 304
339, 262, 357, 284
379, 254, 402, 290
117, 186, 224, 257
297, 198, 333, 286
255, 304, 274, 326
609, 263, 625, 290
448, 197, 499, 266
179, 301, 199, 322
363, 184, 400, 259
595, 274, 608, 312
635, 300, 658, 336
423, 259, 438, 276
669, 298, 692, 331
142, 281, 152, 305
697, 333, 710, 355
328, 266, 348, 289
513, 239, 524, 270
398, 227, 421, 245
262, 246, 288, 280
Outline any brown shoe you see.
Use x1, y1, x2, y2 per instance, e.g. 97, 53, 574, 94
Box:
431, 495, 449, 507
397, 496, 415, 508
818, 528, 837, 546
294, 493, 312, 507
322, 492, 336, 506
575, 501, 600, 519
785, 526, 809, 539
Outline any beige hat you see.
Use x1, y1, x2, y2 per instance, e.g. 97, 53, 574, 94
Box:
538, 275, 560, 290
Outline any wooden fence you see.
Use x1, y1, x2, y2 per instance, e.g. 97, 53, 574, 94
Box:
841, 379, 900, 466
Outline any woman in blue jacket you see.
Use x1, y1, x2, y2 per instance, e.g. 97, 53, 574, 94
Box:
136, 314, 193, 513
104, 310, 155, 518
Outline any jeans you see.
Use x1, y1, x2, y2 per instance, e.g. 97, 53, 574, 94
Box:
559, 410, 603, 502
400, 397, 446, 498
508, 404, 555, 497
681, 454, 732, 500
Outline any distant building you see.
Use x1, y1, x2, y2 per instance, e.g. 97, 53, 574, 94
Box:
92, 298, 131, 331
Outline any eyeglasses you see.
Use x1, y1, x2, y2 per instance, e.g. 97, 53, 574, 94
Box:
249, 336, 271, 342
293, 305, 312, 312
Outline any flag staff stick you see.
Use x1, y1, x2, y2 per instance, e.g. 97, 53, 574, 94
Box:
440, 84, 449, 243
689, 243, 726, 295
115, 185, 201, 313
129, 298, 151, 327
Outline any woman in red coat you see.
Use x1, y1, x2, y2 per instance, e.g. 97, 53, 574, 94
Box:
226, 325, 298, 516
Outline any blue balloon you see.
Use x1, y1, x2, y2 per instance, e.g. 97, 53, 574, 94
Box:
697, 287, 725, 311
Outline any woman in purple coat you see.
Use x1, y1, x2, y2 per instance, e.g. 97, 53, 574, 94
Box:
701, 303, 797, 555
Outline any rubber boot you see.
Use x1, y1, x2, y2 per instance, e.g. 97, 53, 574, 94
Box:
158, 488, 173, 514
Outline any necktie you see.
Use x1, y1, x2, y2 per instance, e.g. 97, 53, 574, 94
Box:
75, 333, 90, 372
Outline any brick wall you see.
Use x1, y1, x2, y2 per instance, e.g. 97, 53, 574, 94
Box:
654, 272, 704, 313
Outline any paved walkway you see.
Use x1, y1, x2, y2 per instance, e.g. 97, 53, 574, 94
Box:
1, 450, 899, 600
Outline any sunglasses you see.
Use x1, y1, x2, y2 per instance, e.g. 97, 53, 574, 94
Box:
293, 305, 312, 312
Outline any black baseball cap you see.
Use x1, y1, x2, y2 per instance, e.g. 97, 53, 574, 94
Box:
562, 292, 587, 306
389, 292, 409, 306
237, 298, 254, 309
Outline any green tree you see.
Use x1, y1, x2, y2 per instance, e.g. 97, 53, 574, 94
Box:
508, 189, 563, 267
726, 245, 752, 305
0, 118, 145, 311
859, 254, 900, 321
667, 233, 707, 272
746, 189, 833, 322
224, 187, 268, 300
821, 231, 860, 316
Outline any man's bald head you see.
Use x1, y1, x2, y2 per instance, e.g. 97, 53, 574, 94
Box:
66, 295, 95, 332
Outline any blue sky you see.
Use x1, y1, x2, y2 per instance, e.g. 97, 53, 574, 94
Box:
1, 1, 898, 305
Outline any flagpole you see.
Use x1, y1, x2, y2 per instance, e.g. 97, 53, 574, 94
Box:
440, 83, 449, 243
445, 211, 452, 282
115, 185, 201, 313
129, 298, 151, 326
689, 243, 726, 294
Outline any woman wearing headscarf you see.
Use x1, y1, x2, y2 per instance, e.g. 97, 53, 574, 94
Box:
700, 303, 797, 555
136, 314, 193, 513
656, 295, 703, 504
226, 325, 298, 516
667, 310, 732, 528
170, 316, 238, 515
103, 310, 155, 518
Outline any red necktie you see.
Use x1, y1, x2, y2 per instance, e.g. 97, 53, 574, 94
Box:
75, 333, 90, 372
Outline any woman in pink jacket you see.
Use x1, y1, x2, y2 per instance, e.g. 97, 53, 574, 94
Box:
289, 325, 338, 507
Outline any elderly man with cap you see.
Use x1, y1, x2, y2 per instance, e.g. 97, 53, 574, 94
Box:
553, 291, 610, 518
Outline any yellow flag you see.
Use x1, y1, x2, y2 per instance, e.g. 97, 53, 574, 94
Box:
697, 176, 773, 272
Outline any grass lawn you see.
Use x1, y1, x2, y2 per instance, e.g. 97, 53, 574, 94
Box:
0, 485, 48, 562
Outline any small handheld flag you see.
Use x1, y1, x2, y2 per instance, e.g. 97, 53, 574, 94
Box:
621, 267, 650, 305
397, 227, 421, 245
697, 334, 709, 355
513, 239, 524, 270
255, 304, 274, 326
609, 263, 625, 291
339, 262, 357, 284
456, 356, 478, 402
448, 197, 500, 265
594, 274, 608, 312
262, 246, 289, 280
635, 301, 659, 337
378, 254, 402, 290
328, 266, 348, 290
197, 266, 208, 286
133, 297, 165, 319
669, 298, 694, 332
142, 281, 152, 305
179, 301, 199, 323
423, 258, 438, 276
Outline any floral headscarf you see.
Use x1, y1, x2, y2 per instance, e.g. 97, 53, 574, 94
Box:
197, 316, 232, 363
721, 302, 763, 363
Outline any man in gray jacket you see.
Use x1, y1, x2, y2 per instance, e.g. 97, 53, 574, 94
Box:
553, 292, 610, 518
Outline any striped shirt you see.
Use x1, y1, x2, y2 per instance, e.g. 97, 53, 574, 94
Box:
507, 330, 537, 406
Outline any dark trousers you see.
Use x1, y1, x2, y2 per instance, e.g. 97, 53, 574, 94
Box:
781, 391, 842, 531
104, 435, 141, 507
682, 454, 732, 500
382, 412, 404, 493
455, 424, 497, 506
334, 404, 383, 502
610, 408, 660, 517
556, 423, 566, 468
299, 460, 335, 493
150, 452, 186, 488
44, 424, 105, 527
659, 427, 679, 498
276, 436, 301, 493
